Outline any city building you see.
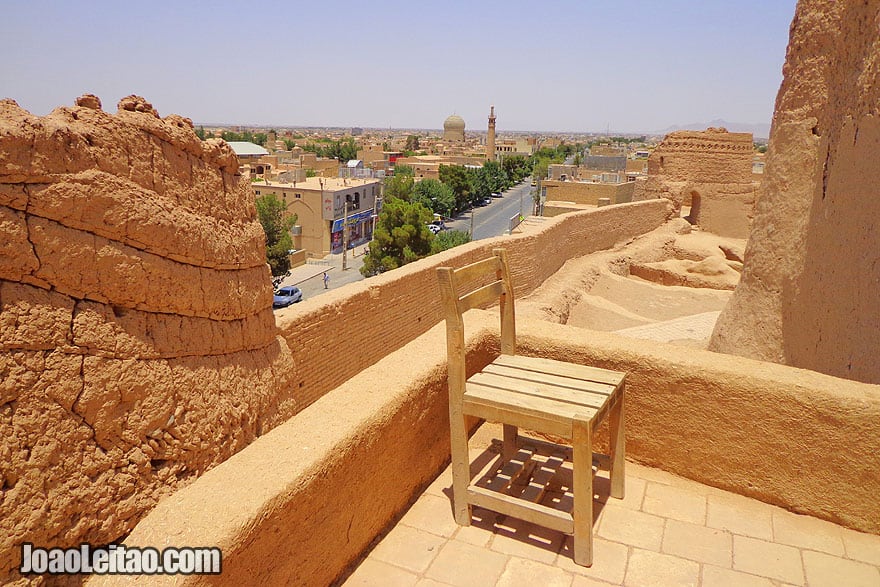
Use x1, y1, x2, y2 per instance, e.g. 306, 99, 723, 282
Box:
254, 176, 381, 256
442, 114, 466, 143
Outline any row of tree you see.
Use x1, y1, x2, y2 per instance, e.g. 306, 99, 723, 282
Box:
254, 142, 584, 279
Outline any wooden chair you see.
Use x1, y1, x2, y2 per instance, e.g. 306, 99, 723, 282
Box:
437, 248, 626, 566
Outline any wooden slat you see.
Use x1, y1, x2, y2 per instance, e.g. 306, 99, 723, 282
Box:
468, 486, 574, 534
459, 280, 503, 312
482, 364, 617, 396
469, 372, 612, 411
453, 256, 501, 284
464, 383, 597, 437
493, 354, 625, 387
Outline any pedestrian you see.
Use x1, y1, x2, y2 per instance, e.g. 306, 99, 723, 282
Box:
323, 272, 329, 289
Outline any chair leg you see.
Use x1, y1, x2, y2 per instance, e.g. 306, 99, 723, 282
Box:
449, 411, 472, 526
609, 383, 626, 500
502, 424, 518, 461
572, 415, 593, 567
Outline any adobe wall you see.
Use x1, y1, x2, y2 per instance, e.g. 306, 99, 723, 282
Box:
542, 180, 635, 206
95, 315, 880, 587
643, 128, 757, 238
273, 198, 670, 410
710, 0, 880, 384
0, 96, 295, 584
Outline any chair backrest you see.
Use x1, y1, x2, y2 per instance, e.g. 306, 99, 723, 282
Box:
437, 248, 516, 402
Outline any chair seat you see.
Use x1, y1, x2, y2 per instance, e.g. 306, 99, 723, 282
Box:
463, 354, 626, 439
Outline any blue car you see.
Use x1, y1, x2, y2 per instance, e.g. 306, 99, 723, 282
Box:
273, 285, 303, 308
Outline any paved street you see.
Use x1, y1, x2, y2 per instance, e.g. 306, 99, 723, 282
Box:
274, 179, 534, 308
445, 179, 534, 240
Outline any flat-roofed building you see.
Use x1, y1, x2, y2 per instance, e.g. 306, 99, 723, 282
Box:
254, 177, 381, 256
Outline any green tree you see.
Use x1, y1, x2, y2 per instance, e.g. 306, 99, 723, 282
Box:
412, 179, 455, 217
482, 161, 510, 193
385, 165, 415, 200
255, 194, 297, 277
501, 155, 529, 183
195, 126, 207, 140
405, 135, 420, 151
361, 198, 434, 276
439, 164, 472, 212
468, 167, 491, 204
430, 229, 471, 254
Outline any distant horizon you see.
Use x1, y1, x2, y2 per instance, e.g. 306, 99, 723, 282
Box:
1, 1, 797, 134
189, 118, 771, 139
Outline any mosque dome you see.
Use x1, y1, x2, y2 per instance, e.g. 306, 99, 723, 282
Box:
444, 114, 466, 131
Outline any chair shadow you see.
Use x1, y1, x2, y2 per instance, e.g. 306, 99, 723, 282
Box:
440, 440, 612, 560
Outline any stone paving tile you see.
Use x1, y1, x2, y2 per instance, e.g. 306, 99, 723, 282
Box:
347, 458, 879, 586
345, 558, 420, 586
571, 577, 619, 587
771, 509, 845, 556
624, 548, 700, 587
556, 536, 629, 585
642, 481, 707, 525
842, 527, 880, 565
423, 467, 453, 498
489, 516, 565, 564
424, 540, 508, 587
495, 557, 573, 587
732, 535, 805, 585
802, 550, 880, 587
596, 472, 646, 510
597, 505, 665, 551
661, 519, 732, 567
370, 525, 447, 574
706, 494, 773, 541
399, 493, 461, 539
701, 565, 774, 587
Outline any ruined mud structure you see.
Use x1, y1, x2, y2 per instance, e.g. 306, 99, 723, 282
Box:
710, 0, 880, 385
643, 128, 757, 238
0, 95, 295, 583
2, 1, 880, 583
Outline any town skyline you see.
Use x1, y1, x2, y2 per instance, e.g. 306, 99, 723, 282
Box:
2, 0, 797, 134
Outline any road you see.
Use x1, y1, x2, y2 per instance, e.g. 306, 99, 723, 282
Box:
445, 179, 534, 240
275, 179, 535, 310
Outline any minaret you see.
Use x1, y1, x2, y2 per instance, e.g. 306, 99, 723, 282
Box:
487, 105, 496, 162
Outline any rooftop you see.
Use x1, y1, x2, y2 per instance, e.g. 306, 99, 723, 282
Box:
227, 141, 269, 156
344, 424, 880, 586
262, 176, 379, 191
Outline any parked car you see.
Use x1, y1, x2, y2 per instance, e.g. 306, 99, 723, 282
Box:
427, 223, 442, 235
481, 197, 493, 206
491, 192, 502, 198
273, 285, 303, 308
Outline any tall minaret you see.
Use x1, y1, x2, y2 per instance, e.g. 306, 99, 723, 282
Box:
487, 105, 496, 162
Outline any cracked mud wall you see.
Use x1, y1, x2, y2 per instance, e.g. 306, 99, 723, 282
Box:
0, 95, 295, 583
710, 0, 880, 384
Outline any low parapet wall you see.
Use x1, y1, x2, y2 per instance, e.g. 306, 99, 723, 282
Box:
275, 198, 670, 411
100, 313, 880, 586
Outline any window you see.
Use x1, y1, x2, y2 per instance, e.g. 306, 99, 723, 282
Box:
255, 190, 261, 195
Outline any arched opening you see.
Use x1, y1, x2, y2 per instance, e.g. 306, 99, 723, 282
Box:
685, 191, 701, 226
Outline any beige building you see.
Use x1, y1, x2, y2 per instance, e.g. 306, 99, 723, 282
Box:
395, 154, 485, 180
442, 114, 466, 143
542, 179, 635, 217
254, 177, 381, 256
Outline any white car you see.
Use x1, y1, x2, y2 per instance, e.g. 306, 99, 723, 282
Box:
427, 224, 442, 234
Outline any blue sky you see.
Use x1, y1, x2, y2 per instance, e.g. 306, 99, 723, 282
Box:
0, 0, 798, 132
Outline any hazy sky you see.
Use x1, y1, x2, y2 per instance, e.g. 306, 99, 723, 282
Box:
1, 0, 798, 133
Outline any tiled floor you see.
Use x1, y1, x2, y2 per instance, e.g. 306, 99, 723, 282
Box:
343, 430, 880, 587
